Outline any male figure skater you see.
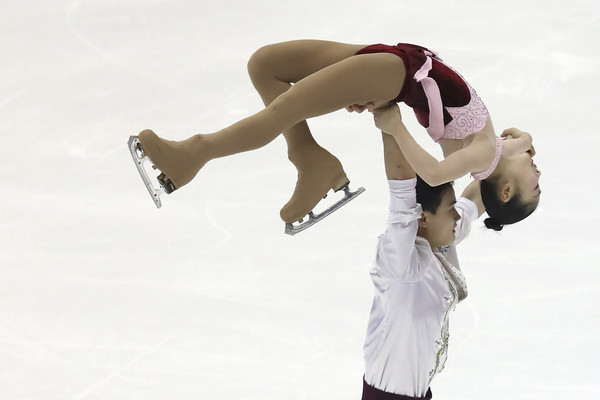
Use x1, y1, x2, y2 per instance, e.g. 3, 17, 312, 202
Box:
362, 130, 484, 399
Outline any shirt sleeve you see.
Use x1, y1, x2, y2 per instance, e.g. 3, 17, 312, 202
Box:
372, 179, 423, 281
453, 197, 478, 245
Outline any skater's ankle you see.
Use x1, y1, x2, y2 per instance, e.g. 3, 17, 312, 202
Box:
287, 144, 332, 167
186, 134, 212, 162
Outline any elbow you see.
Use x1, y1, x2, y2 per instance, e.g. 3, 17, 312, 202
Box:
419, 170, 445, 187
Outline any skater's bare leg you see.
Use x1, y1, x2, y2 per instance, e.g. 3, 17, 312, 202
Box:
139, 50, 406, 211
246, 40, 365, 222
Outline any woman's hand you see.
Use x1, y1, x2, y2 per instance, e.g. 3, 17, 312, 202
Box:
368, 102, 403, 135
345, 103, 373, 113
501, 128, 535, 156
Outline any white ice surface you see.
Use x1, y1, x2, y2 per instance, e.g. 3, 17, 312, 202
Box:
2, 1, 599, 399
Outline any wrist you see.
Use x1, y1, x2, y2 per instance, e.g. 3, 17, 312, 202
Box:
392, 122, 408, 137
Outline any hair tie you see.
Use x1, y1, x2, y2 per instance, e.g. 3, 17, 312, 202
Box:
484, 217, 504, 231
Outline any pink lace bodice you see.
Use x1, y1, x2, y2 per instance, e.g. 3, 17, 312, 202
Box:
414, 51, 499, 180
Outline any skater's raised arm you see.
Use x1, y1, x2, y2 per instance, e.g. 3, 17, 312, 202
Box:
370, 104, 493, 186
382, 131, 416, 181
449, 180, 484, 246
460, 181, 485, 218
374, 128, 422, 280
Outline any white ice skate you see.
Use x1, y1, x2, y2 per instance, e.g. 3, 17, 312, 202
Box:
284, 184, 366, 235
127, 135, 175, 208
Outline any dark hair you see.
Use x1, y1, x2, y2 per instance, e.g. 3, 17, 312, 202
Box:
480, 178, 539, 231
416, 176, 453, 214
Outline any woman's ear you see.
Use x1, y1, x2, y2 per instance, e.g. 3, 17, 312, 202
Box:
501, 182, 512, 202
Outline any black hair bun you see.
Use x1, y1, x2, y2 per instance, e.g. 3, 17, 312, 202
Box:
484, 217, 504, 231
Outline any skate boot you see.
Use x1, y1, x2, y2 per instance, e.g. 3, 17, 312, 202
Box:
128, 130, 205, 208
281, 148, 365, 235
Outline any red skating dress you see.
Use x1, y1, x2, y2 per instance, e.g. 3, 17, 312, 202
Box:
356, 43, 501, 180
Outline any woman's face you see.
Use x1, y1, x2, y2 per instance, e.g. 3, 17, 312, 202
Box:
511, 152, 542, 204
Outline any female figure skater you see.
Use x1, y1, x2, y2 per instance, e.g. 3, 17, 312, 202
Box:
135, 40, 540, 230
368, 102, 541, 230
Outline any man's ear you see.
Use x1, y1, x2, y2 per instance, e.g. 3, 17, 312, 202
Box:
418, 211, 428, 228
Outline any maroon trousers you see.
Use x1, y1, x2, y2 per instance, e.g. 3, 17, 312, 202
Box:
362, 377, 433, 400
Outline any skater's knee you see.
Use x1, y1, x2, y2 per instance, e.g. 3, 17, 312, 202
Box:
247, 44, 278, 81
267, 90, 298, 115
259, 90, 307, 130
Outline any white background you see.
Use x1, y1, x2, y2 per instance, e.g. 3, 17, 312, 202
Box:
2, 1, 599, 399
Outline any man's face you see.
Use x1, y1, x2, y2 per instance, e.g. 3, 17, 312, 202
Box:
422, 188, 461, 248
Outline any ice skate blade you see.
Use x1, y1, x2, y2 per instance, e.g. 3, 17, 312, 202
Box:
284, 185, 366, 236
127, 135, 167, 208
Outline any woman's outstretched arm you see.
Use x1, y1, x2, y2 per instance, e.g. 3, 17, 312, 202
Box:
369, 103, 494, 186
